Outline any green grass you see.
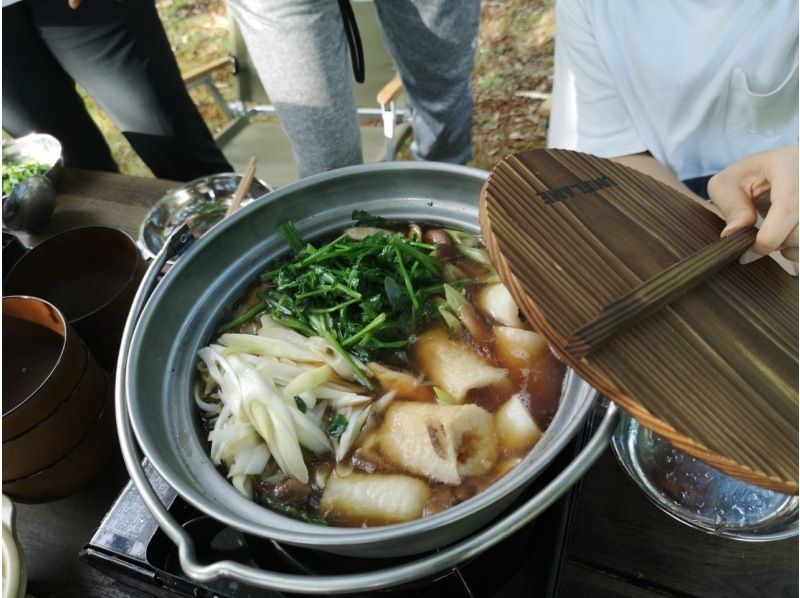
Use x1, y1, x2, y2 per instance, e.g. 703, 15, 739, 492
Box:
477, 71, 506, 93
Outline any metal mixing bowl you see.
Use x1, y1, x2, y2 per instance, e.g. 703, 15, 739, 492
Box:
612, 412, 798, 541
123, 161, 600, 559
137, 173, 272, 260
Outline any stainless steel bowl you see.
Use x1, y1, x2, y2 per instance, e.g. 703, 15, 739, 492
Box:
137, 173, 272, 260
612, 412, 798, 541
123, 162, 600, 560
2, 133, 63, 198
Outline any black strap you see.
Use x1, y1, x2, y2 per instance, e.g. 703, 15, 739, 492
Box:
337, 0, 365, 83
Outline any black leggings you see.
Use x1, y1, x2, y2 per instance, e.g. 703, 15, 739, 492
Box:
2, 0, 232, 181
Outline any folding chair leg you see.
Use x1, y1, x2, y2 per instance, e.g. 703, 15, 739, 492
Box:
382, 100, 396, 160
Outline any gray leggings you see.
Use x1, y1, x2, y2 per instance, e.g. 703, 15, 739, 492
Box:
227, 0, 480, 178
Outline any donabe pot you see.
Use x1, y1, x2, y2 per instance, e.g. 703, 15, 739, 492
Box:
124, 162, 598, 558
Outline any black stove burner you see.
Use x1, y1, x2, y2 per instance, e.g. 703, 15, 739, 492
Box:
81, 414, 597, 598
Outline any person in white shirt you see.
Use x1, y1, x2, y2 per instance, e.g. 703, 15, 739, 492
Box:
547, 0, 798, 266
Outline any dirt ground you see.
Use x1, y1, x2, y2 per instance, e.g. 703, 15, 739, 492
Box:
85, 0, 555, 177
471, 0, 555, 171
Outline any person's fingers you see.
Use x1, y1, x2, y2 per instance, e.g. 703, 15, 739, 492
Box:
708, 165, 765, 238
781, 246, 798, 263
709, 147, 799, 266
749, 148, 800, 258
68, 0, 81, 8
744, 208, 799, 261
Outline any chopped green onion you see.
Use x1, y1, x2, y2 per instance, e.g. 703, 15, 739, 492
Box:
433, 386, 459, 405
443, 283, 468, 314
285, 365, 333, 396
2, 159, 49, 196
328, 413, 349, 438
444, 229, 480, 248
257, 495, 328, 526
460, 246, 493, 266
218, 301, 268, 332
436, 301, 462, 337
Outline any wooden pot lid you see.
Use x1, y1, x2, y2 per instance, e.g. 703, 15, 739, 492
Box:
480, 149, 798, 495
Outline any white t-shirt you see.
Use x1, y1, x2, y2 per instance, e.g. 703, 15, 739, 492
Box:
547, 0, 799, 181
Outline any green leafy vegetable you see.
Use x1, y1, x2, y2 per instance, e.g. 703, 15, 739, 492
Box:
351, 210, 396, 229
256, 495, 328, 526
328, 412, 348, 438
294, 396, 308, 413
258, 217, 447, 384
2, 160, 49, 196
280, 221, 305, 253
218, 300, 268, 332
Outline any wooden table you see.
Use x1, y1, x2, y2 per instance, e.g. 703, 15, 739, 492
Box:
7, 169, 799, 598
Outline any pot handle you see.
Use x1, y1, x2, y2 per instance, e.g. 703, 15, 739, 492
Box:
115, 224, 620, 595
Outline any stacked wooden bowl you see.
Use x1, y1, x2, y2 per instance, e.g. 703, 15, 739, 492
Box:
4, 225, 147, 371
2, 296, 117, 503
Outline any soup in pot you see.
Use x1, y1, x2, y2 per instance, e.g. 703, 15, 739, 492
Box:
194, 212, 565, 526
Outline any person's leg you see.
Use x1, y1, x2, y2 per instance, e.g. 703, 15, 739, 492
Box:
373, 0, 480, 164
2, 1, 118, 172
25, 0, 232, 181
227, 0, 362, 178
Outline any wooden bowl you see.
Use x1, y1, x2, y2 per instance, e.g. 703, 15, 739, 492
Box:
4, 226, 146, 370
1, 385, 117, 504
2, 350, 106, 480
2, 296, 87, 437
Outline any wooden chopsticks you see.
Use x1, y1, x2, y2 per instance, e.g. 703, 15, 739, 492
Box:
226, 156, 257, 218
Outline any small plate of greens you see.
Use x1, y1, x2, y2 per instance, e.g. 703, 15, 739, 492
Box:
2, 133, 63, 198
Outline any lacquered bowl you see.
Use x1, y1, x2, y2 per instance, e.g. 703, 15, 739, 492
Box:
2, 296, 87, 437
3, 350, 106, 480
3, 385, 117, 504
4, 226, 146, 370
